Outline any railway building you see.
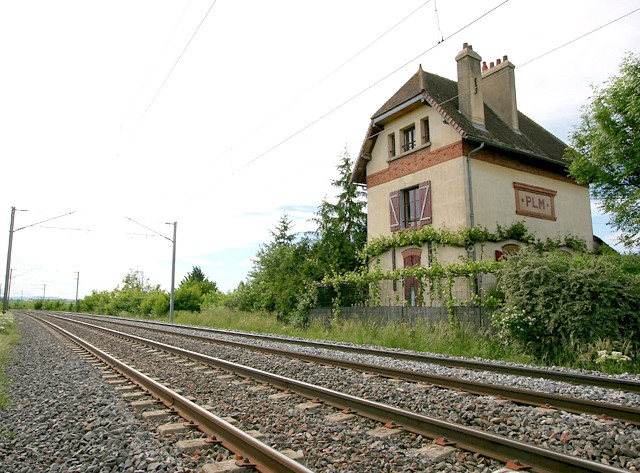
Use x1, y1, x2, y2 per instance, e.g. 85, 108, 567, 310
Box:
350, 43, 594, 306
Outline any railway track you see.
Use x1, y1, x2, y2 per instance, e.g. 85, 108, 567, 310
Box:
58, 310, 640, 394
28, 313, 312, 473
24, 311, 638, 473
45, 311, 640, 425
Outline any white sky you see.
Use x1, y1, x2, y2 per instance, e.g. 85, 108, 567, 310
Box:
1, 0, 639, 300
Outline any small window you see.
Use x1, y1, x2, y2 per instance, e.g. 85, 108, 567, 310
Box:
496, 243, 521, 261
388, 133, 396, 158
402, 126, 416, 152
421, 117, 430, 145
502, 244, 521, 254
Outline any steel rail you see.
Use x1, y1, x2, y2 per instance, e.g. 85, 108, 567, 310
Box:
26, 313, 312, 473
60, 311, 640, 394
54, 311, 640, 424
38, 312, 628, 473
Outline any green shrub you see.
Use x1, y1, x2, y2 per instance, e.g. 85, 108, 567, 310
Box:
492, 250, 640, 364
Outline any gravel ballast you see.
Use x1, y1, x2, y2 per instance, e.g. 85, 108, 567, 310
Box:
4, 312, 640, 472
75, 314, 640, 471
0, 316, 195, 473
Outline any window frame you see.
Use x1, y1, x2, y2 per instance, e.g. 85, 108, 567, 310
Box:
401, 125, 416, 152
389, 181, 432, 232
421, 117, 431, 145
388, 133, 396, 159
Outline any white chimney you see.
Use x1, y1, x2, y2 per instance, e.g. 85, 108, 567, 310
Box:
455, 43, 485, 127
482, 55, 519, 131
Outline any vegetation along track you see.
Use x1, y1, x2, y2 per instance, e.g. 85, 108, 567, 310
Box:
24, 311, 640, 472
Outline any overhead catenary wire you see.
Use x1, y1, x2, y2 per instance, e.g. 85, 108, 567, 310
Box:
228, 0, 511, 177
120, 0, 195, 129
243, 4, 640, 154
141, 0, 219, 120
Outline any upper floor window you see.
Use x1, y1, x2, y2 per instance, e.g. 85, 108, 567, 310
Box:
402, 126, 416, 152
388, 133, 396, 158
421, 117, 430, 145
389, 181, 432, 232
403, 186, 420, 228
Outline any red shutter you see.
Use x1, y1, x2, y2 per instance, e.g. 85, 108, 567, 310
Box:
418, 181, 432, 226
389, 191, 400, 232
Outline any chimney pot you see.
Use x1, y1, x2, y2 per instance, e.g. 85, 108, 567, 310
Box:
482, 61, 488, 71
481, 52, 519, 131
456, 42, 484, 126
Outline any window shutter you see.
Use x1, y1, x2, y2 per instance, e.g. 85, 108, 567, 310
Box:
418, 181, 432, 226
389, 191, 400, 232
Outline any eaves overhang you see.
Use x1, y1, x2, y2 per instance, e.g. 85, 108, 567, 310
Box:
464, 135, 569, 170
372, 94, 424, 125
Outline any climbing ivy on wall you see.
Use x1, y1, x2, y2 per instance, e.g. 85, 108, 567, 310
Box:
360, 221, 587, 263
292, 222, 589, 326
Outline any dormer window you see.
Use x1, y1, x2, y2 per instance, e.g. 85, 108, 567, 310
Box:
421, 117, 431, 145
402, 126, 416, 152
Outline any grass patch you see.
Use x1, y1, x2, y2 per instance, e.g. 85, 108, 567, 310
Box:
0, 312, 21, 410
146, 307, 532, 365
137, 307, 640, 374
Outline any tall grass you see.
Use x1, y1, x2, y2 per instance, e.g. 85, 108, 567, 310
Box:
0, 313, 20, 410
150, 307, 532, 365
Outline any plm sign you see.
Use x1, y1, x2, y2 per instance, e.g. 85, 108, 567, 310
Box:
513, 182, 557, 221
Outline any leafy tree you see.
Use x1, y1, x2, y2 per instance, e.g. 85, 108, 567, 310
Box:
140, 290, 169, 317
565, 53, 640, 248
122, 269, 151, 291
313, 148, 367, 273
229, 148, 368, 319
175, 284, 204, 312
247, 214, 315, 318
175, 266, 219, 312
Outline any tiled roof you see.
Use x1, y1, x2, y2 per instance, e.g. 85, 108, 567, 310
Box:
352, 66, 569, 184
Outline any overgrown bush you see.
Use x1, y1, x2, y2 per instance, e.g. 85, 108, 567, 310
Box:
492, 250, 640, 364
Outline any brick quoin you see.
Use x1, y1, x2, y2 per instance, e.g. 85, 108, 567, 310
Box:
367, 142, 463, 188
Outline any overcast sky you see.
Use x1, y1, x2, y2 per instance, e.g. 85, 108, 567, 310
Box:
1, 0, 639, 300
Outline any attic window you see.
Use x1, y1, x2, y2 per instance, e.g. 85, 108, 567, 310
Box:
421, 117, 431, 145
402, 126, 416, 152
388, 133, 396, 158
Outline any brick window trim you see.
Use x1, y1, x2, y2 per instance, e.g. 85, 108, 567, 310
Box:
401, 248, 423, 260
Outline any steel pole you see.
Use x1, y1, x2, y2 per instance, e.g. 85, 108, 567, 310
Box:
169, 222, 177, 323
75, 271, 80, 312
3, 207, 16, 313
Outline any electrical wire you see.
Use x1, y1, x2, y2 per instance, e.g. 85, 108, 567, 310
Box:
231, 0, 511, 175
141, 0, 219, 120
120, 0, 195, 129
